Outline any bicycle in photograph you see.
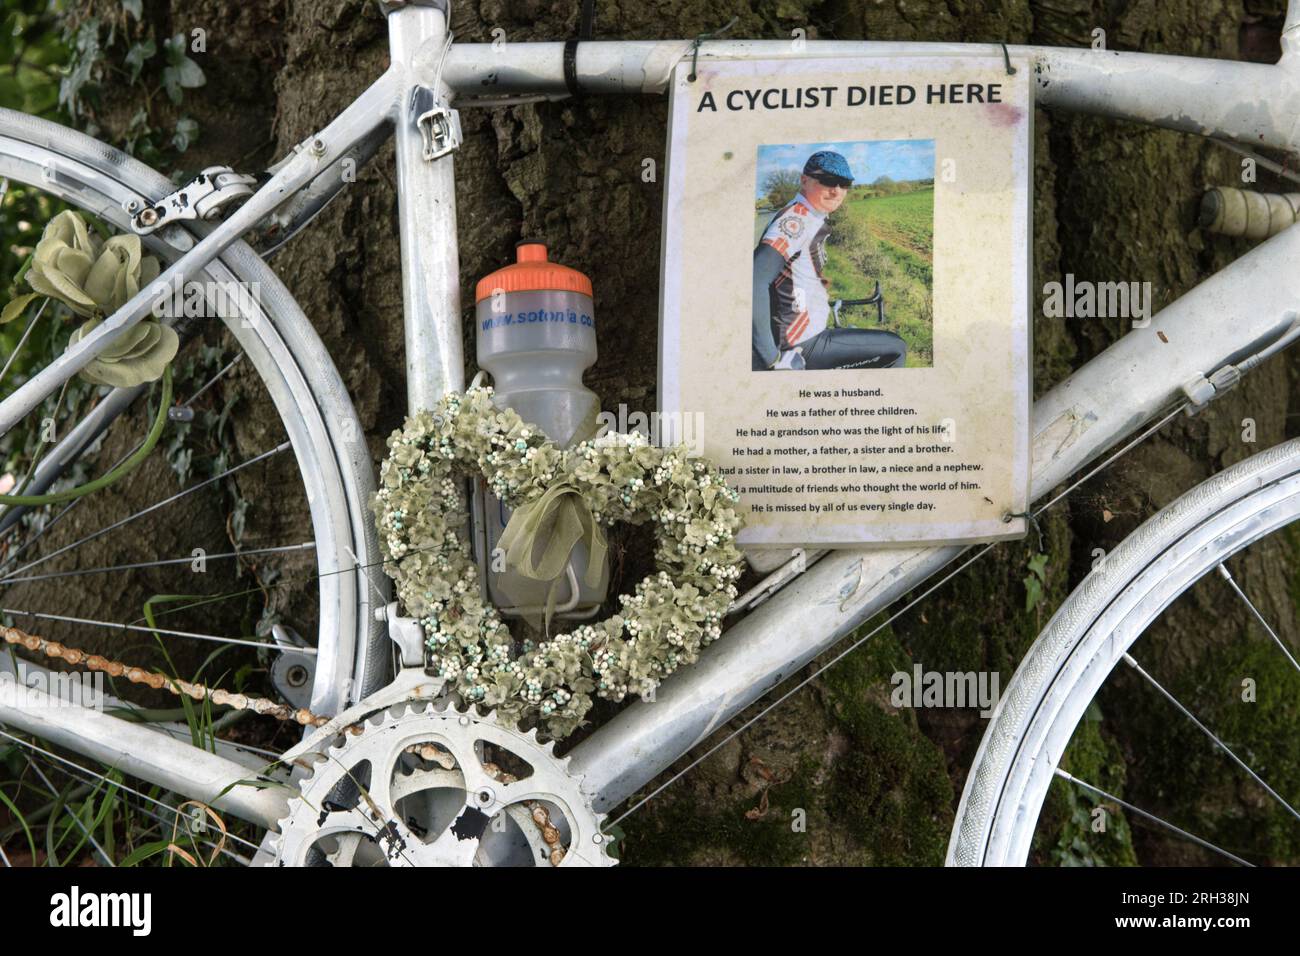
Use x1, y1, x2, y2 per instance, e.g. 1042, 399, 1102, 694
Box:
0, 0, 1298, 866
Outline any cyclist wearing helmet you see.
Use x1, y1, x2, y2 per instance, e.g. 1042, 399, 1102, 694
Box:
753, 150, 908, 371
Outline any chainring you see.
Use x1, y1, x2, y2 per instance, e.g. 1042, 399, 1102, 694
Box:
261, 701, 615, 867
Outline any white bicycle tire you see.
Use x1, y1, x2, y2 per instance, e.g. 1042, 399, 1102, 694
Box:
0, 107, 386, 715
949, 436, 1300, 865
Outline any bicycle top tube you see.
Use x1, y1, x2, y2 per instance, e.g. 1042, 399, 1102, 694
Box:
434, 39, 1300, 155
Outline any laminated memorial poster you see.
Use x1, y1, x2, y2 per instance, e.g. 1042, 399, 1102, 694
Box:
658, 55, 1032, 548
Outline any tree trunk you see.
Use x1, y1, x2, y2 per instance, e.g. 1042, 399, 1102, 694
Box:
41, 0, 1300, 865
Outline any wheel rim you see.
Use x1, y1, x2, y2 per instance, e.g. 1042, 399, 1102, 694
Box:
0, 112, 382, 863
951, 438, 1300, 865
0, 116, 382, 716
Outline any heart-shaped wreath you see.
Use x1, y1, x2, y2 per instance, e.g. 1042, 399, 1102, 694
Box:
373, 386, 746, 738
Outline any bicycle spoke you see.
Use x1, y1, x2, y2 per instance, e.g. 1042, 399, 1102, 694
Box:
0, 116, 379, 868
1, 607, 310, 652
608, 404, 1196, 830
0, 542, 314, 586
37, 756, 261, 859
346, 544, 390, 611
1217, 563, 1300, 676
119, 801, 253, 864
0, 497, 75, 572
608, 540, 1001, 828
1, 440, 291, 582
181, 352, 244, 407
1, 377, 71, 508
0, 351, 249, 574
0, 297, 50, 389
1054, 768, 1254, 867
1122, 652, 1300, 823
22, 754, 114, 867
1, 729, 263, 855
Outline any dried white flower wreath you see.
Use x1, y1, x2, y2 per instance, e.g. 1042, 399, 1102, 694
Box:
373, 386, 746, 738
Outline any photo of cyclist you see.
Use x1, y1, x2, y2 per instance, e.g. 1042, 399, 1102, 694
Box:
752, 149, 909, 371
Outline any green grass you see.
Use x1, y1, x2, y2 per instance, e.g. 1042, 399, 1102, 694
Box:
847, 190, 935, 260
825, 189, 934, 368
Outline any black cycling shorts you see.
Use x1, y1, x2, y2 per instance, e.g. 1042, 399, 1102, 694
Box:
798, 327, 907, 370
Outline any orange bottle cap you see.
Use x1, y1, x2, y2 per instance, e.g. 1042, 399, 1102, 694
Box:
475, 241, 594, 302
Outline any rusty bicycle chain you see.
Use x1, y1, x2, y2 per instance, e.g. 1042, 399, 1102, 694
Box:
3, 623, 565, 863
1, 623, 327, 726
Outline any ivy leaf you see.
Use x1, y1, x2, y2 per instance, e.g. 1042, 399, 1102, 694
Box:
124, 37, 156, 83
122, 0, 144, 20
1023, 573, 1043, 613
161, 33, 205, 105
171, 116, 199, 153
59, 17, 102, 119
123, 107, 152, 156
1023, 553, 1048, 611
1027, 552, 1049, 581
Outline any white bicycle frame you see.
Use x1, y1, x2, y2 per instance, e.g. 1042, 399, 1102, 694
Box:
4, 0, 1300, 836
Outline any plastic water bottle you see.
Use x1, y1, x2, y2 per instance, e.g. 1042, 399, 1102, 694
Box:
472, 240, 609, 620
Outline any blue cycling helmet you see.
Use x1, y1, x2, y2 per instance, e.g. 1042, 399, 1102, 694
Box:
803, 150, 854, 185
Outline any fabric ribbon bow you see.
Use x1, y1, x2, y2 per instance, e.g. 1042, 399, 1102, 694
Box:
496, 479, 608, 635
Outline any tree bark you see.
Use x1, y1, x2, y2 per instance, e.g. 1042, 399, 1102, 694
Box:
37, 0, 1300, 865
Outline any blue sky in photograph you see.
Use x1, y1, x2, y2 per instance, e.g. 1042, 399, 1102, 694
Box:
754, 139, 934, 199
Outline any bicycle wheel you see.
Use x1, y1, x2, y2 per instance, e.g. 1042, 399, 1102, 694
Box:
949, 437, 1300, 866
0, 109, 384, 860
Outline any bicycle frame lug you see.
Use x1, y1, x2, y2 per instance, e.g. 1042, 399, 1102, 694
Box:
126, 165, 258, 236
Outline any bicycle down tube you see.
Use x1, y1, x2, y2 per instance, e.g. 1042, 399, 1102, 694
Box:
5, 5, 1300, 828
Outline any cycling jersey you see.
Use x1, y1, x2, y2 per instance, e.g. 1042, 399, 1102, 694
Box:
758, 192, 832, 350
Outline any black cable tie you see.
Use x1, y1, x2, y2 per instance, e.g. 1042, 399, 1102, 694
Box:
564, 38, 581, 95
1004, 509, 1044, 552
1000, 42, 1017, 75
564, 0, 597, 96
689, 15, 740, 82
